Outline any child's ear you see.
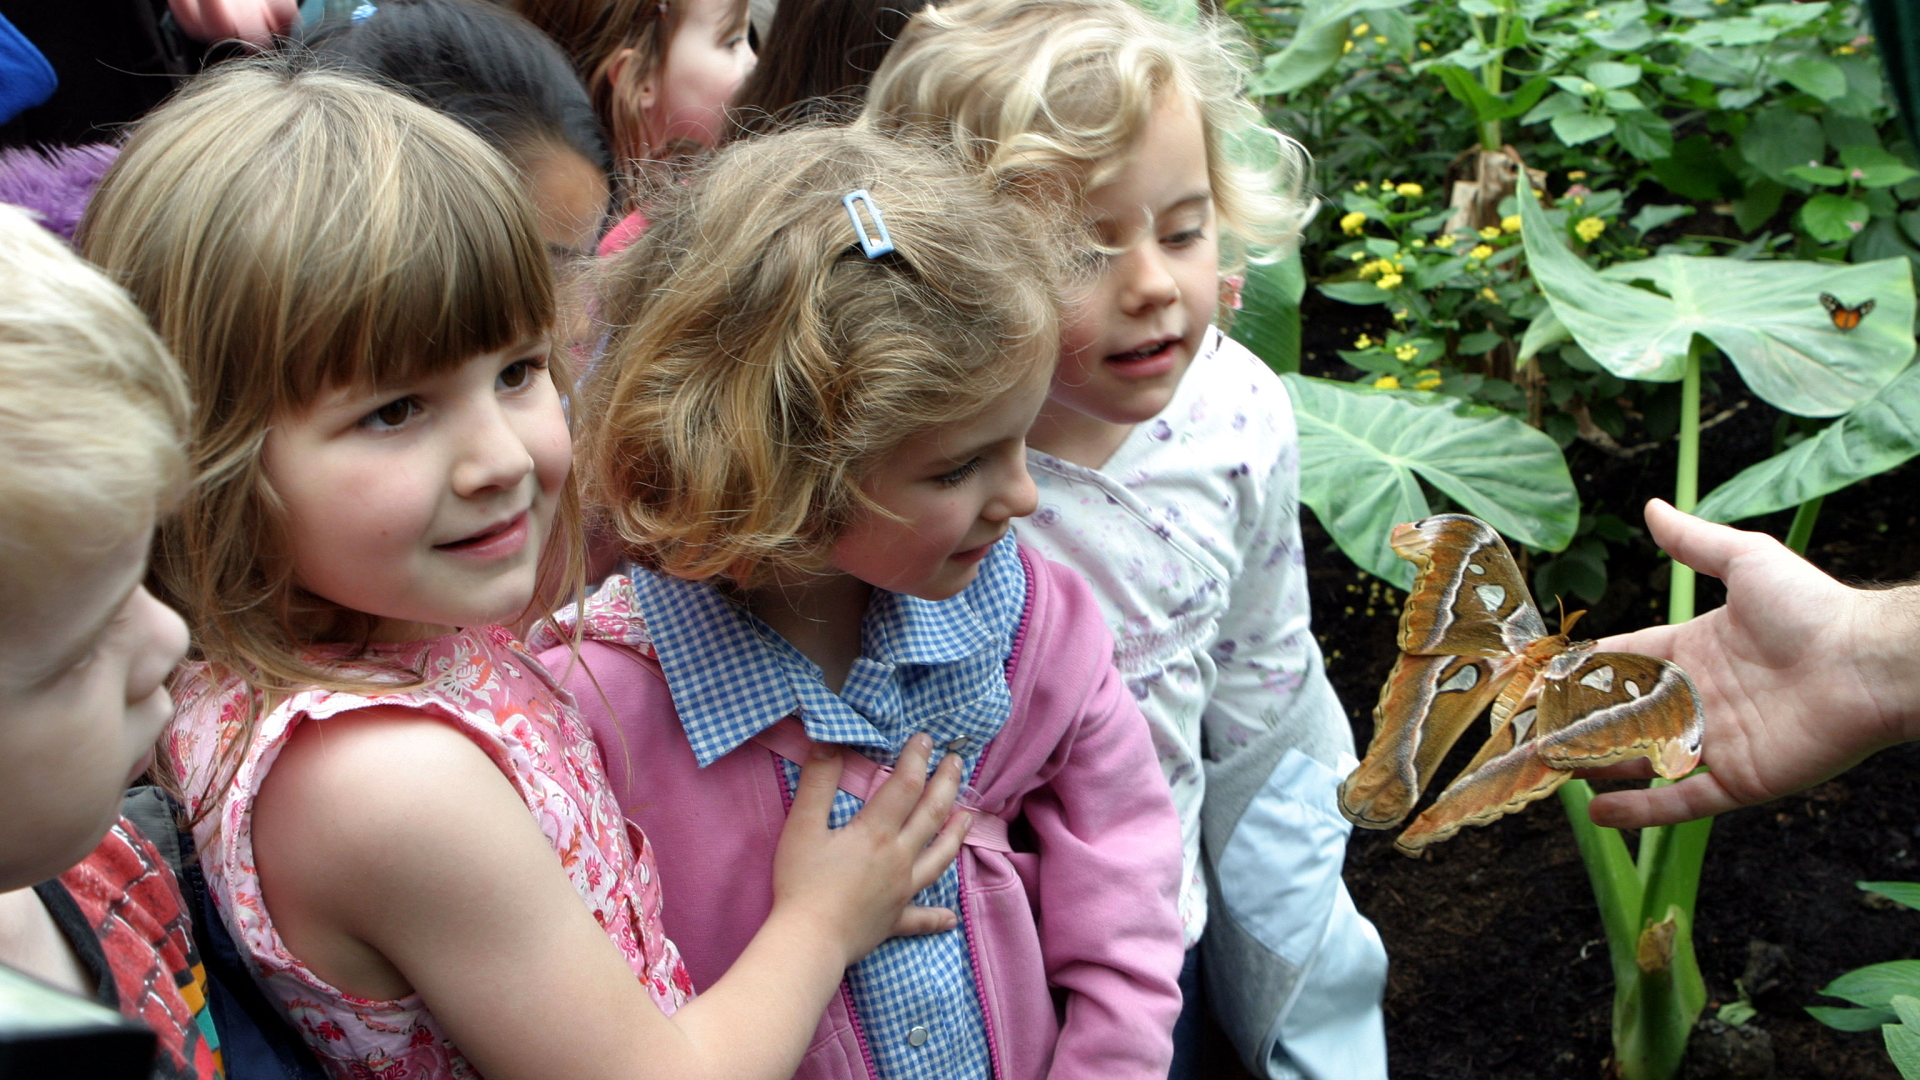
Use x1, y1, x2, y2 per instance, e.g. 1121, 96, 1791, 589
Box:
605, 47, 660, 116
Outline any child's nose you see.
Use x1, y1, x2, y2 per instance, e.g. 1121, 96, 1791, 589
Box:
990, 458, 1039, 522
453, 403, 537, 497
1117, 244, 1179, 314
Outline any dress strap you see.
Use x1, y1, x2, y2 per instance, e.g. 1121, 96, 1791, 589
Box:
750, 717, 1011, 853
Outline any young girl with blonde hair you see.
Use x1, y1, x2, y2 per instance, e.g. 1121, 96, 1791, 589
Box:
537, 122, 1186, 1080
865, 2, 1390, 1076
80, 57, 968, 1080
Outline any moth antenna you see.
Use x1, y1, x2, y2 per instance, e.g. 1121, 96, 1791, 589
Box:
1560, 606, 1587, 637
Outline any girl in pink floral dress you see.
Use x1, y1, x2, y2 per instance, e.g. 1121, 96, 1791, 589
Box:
79, 58, 969, 1080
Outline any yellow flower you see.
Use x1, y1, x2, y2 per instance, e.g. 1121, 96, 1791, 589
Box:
1478, 225, 1503, 240
1353, 334, 1374, 348
1349, 250, 1370, 261
1835, 44, 1857, 55
1583, 9, 1601, 18
1436, 233, 1457, 247
1339, 210, 1368, 235
1396, 182, 1424, 197
1567, 170, 1588, 180
1394, 344, 1419, 361
1470, 244, 1494, 260
1342, 38, 1354, 53
1419, 41, 1433, 52
1575, 216, 1606, 242
1353, 180, 1369, 192
1376, 272, 1404, 290
1352, 21, 1370, 36
1414, 369, 1442, 391
1373, 375, 1401, 390
1373, 35, 1388, 44
1481, 286, 1500, 303
1410, 238, 1427, 249
1393, 308, 1409, 320
1382, 179, 1399, 190
1500, 214, 1522, 234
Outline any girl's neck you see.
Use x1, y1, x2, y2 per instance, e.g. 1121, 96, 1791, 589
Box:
744, 572, 874, 693
1025, 400, 1134, 470
0, 887, 91, 998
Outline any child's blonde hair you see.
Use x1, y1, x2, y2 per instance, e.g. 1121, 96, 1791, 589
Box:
863, 0, 1312, 271
79, 58, 580, 697
585, 124, 1060, 588
0, 205, 189, 620
509, 0, 750, 196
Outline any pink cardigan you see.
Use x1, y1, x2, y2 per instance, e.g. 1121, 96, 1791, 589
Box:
538, 548, 1184, 1080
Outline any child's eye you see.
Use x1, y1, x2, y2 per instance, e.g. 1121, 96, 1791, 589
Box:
497, 357, 547, 391
1165, 228, 1207, 249
359, 397, 420, 431
935, 458, 984, 487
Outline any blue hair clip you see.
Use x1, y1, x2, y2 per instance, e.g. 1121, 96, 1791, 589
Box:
351, 2, 377, 23
842, 189, 894, 259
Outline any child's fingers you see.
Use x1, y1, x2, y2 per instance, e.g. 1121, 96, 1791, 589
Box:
889, 904, 960, 938
857, 733, 933, 829
789, 742, 846, 828
910, 806, 972, 892
898, 753, 964, 847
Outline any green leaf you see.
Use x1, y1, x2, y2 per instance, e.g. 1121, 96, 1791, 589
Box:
1284, 375, 1578, 589
1518, 183, 1916, 415
1717, 999, 1758, 1027
1613, 110, 1674, 161
1695, 362, 1920, 523
1553, 111, 1617, 146
1518, 307, 1570, 361
1777, 53, 1849, 101
1859, 881, 1920, 911
1734, 179, 1787, 232
1629, 204, 1692, 234
1886, 1021, 1920, 1080
1249, 0, 1418, 97
1653, 134, 1741, 200
1800, 193, 1872, 245
1739, 108, 1829, 187
1808, 1004, 1899, 1032
1432, 63, 1501, 122
1318, 279, 1393, 305
1818, 961, 1920, 1010
1586, 60, 1642, 89
1894, 996, 1920, 1028
1786, 164, 1849, 187
1521, 91, 1583, 125
1534, 540, 1607, 606
1230, 253, 1304, 374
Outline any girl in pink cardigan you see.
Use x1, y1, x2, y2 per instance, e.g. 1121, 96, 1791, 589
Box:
539, 123, 1185, 1080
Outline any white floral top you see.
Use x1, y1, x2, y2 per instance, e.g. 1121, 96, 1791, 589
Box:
168, 625, 692, 1079
1013, 328, 1354, 945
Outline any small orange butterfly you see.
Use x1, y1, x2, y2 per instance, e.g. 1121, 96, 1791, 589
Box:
1821, 292, 1875, 332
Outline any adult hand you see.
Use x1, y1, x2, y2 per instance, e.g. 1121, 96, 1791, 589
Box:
1584, 499, 1920, 829
169, 0, 299, 45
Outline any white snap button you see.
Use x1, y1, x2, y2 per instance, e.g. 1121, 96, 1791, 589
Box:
906, 1025, 930, 1047
946, 736, 970, 752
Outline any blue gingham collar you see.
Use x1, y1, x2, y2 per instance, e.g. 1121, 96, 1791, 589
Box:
630, 535, 1027, 766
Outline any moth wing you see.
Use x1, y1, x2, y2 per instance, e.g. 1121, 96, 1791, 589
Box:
1820, 291, 1843, 315
1391, 514, 1547, 658
1392, 737, 1571, 856
1339, 652, 1516, 829
1534, 651, 1704, 778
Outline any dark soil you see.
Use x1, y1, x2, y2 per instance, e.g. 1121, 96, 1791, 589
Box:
1268, 291, 1920, 1078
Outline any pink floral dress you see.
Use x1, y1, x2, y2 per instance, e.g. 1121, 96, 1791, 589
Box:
168, 625, 692, 1079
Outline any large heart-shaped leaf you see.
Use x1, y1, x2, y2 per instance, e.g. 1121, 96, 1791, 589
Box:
1284, 374, 1578, 588
1694, 360, 1920, 523
1248, 0, 1417, 97
1230, 252, 1305, 374
1519, 183, 1916, 416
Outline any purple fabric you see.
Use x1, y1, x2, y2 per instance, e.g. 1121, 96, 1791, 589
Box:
0, 143, 118, 244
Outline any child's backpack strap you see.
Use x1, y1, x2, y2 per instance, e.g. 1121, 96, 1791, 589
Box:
121, 786, 329, 1080
748, 718, 1011, 853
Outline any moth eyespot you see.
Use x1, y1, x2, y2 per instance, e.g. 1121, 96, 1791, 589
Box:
1438, 663, 1480, 693
1468, 563, 1487, 575
1623, 679, 1642, 699
1511, 708, 1538, 742
1474, 583, 1506, 611
1579, 665, 1616, 693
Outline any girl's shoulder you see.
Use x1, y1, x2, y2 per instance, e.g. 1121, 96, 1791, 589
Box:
529, 572, 660, 659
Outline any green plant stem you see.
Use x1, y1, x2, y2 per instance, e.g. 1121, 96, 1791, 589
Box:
1785, 495, 1824, 555
1669, 339, 1705, 625
1478, 12, 1510, 151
